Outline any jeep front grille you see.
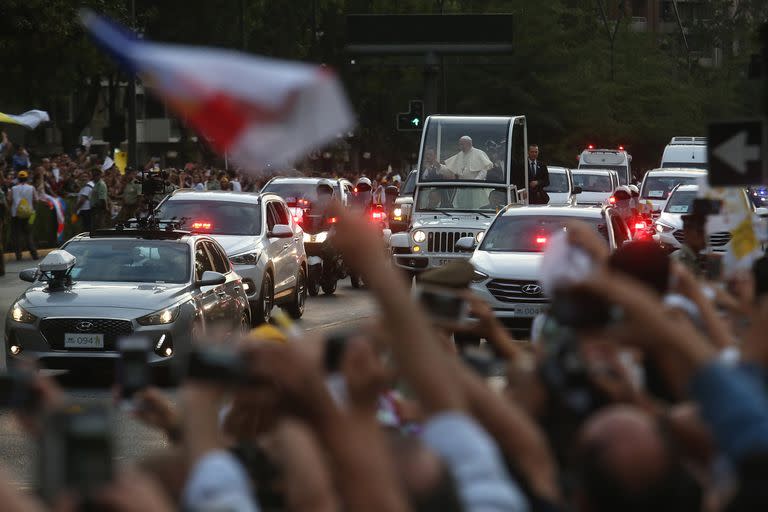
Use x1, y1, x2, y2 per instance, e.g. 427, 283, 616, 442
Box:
426, 231, 474, 253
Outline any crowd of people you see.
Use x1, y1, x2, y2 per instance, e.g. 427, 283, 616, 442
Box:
0, 200, 764, 511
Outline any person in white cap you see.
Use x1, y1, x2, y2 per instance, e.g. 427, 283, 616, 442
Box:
444, 136, 493, 180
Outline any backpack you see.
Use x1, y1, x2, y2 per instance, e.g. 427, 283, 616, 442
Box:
16, 197, 33, 219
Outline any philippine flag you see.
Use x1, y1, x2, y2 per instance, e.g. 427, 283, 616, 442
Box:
80, 10, 354, 172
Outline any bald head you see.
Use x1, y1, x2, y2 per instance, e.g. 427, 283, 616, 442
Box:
580, 406, 668, 492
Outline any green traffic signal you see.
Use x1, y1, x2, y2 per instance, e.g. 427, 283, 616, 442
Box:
411, 117, 420, 127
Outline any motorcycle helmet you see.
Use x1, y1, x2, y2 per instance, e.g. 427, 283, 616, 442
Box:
613, 185, 632, 202
316, 180, 334, 198
628, 184, 640, 198
355, 176, 373, 193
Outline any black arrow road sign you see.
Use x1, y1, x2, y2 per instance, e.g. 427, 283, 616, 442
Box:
708, 120, 766, 186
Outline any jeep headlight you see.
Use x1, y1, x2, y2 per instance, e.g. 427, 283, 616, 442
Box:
413, 230, 427, 243
137, 305, 181, 326
230, 251, 261, 265
11, 302, 36, 324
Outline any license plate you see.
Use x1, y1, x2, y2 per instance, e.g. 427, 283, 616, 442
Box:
512, 304, 546, 317
437, 259, 450, 266
64, 333, 104, 349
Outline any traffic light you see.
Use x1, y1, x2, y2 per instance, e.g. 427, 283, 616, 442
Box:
396, 100, 424, 131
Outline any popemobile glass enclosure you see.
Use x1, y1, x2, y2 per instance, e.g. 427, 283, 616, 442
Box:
391, 115, 529, 276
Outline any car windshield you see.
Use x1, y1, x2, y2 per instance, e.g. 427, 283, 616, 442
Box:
262, 181, 341, 206
480, 215, 607, 252
544, 172, 569, 193
572, 173, 613, 192
420, 118, 508, 183
156, 200, 262, 235
641, 176, 701, 200
664, 190, 698, 213
416, 186, 507, 212
63, 240, 190, 283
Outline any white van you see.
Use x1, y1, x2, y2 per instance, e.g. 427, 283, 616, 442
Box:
660, 137, 707, 170
578, 147, 632, 185
639, 168, 707, 214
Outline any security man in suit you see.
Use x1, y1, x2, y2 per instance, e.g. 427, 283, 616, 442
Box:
527, 144, 550, 205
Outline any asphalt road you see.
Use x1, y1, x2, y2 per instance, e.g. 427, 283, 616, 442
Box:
0, 254, 376, 489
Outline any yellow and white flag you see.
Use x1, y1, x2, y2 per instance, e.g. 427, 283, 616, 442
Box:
0, 110, 50, 129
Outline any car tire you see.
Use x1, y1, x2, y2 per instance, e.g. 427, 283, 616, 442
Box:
254, 272, 274, 325
286, 268, 307, 319
308, 275, 320, 296
321, 277, 337, 295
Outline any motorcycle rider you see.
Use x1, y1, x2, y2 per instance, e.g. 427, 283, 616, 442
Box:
305, 180, 343, 295
612, 185, 634, 224
352, 176, 374, 213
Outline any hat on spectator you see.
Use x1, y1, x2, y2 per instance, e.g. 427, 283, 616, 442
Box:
417, 259, 475, 289
17, 170, 28, 179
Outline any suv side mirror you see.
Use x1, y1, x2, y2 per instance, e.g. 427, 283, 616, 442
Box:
199, 270, 226, 287
19, 269, 37, 283
455, 236, 476, 252
269, 224, 293, 238
573, 186, 583, 194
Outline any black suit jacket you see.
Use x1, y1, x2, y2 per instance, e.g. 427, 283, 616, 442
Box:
528, 161, 550, 204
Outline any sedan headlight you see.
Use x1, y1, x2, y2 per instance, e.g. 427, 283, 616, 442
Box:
472, 270, 489, 283
137, 305, 181, 326
413, 230, 427, 243
475, 231, 485, 243
11, 302, 36, 324
230, 251, 261, 265
655, 223, 675, 234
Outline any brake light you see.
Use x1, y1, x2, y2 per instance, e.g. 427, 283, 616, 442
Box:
371, 211, 384, 220
327, 216, 338, 224
191, 221, 212, 230
535, 236, 547, 245
608, 196, 616, 204
587, 144, 595, 150
297, 198, 309, 207
618, 145, 625, 151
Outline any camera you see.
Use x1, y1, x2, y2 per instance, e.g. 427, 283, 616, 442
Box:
0, 368, 41, 413
117, 337, 151, 402
413, 284, 470, 327
38, 403, 113, 503
549, 288, 620, 330
691, 198, 722, 216
139, 168, 165, 197
176, 345, 251, 385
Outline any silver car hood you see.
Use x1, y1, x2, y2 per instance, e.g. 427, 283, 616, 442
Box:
575, 192, 610, 205
21, 282, 189, 312
412, 213, 493, 230
207, 235, 262, 256
547, 192, 571, 205
470, 250, 543, 279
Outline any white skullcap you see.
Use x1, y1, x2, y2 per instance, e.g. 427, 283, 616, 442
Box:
459, 135, 472, 143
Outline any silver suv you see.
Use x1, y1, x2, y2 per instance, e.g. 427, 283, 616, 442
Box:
156, 190, 307, 324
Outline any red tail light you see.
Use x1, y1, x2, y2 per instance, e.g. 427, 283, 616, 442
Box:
327, 216, 338, 224
608, 196, 616, 204
371, 211, 384, 220
191, 221, 212, 230
535, 236, 548, 245
587, 144, 595, 150
618, 145, 625, 151
634, 222, 645, 230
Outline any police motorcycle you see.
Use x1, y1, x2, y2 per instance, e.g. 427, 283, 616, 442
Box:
297, 182, 345, 296
348, 177, 393, 288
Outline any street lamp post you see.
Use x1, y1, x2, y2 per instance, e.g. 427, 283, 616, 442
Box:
127, 0, 138, 169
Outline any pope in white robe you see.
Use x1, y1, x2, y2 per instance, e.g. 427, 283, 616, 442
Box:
444, 136, 493, 180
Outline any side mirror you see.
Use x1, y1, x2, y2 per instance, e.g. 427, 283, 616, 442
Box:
269, 224, 293, 238
455, 236, 476, 252
19, 269, 37, 283
573, 186, 583, 194
199, 270, 226, 287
